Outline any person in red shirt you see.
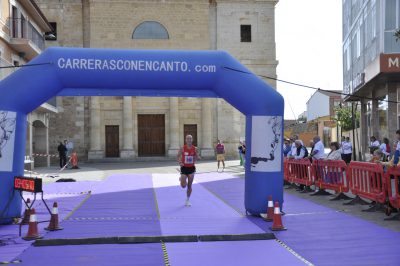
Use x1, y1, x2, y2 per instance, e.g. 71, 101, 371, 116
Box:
177, 135, 201, 206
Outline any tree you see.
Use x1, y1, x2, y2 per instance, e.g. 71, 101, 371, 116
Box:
333, 106, 359, 132
395, 28, 400, 42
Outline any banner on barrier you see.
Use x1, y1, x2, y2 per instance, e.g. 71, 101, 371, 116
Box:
0, 111, 16, 171
250, 116, 282, 172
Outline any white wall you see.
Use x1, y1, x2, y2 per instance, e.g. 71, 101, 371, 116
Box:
307, 92, 330, 121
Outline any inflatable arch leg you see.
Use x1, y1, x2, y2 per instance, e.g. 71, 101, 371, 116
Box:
0, 111, 26, 224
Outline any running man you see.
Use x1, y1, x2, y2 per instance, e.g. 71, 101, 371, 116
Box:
177, 135, 201, 206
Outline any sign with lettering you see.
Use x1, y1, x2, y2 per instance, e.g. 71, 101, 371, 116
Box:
380, 53, 400, 73
57, 58, 217, 73
14, 176, 42, 193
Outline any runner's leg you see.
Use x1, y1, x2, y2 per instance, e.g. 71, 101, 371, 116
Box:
187, 174, 194, 198
180, 174, 187, 188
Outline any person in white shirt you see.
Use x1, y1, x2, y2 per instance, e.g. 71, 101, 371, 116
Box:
289, 135, 298, 158
66, 140, 74, 157
379, 137, 391, 161
288, 140, 308, 160
288, 140, 309, 191
369, 136, 380, 154
288, 135, 304, 156
310, 136, 325, 160
340, 136, 352, 164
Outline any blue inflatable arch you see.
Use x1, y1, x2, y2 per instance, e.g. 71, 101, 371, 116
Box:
0, 47, 284, 223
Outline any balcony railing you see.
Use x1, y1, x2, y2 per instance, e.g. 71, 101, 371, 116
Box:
7, 17, 45, 51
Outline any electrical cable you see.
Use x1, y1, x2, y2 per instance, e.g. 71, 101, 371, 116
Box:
0, 62, 52, 69
222, 66, 398, 104
258, 74, 399, 104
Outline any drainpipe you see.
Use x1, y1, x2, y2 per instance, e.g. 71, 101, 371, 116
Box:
352, 102, 357, 161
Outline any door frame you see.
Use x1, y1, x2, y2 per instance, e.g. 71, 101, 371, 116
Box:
137, 114, 166, 157
105, 125, 120, 158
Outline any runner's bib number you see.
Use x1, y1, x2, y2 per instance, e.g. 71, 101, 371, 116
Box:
184, 156, 194, 164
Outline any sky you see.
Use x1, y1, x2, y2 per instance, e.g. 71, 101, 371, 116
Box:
275, 0, 343, 120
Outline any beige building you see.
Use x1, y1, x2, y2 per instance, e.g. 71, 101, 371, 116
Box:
36, 0, 279, 160
0, 0, 55, 168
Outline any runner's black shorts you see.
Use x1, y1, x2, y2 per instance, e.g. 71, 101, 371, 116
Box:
181, 166, 196, 176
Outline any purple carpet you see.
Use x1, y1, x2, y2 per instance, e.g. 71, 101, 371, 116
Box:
8, 173, 303, 266
166, 240, 305, 266
43, 174, 162, 239
14, 244, 165, 266
152, 174, 264, 236
197, 173, 400, 266
0, 191, 88, 261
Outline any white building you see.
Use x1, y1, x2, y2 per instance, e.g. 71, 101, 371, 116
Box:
306, 90, 342, 121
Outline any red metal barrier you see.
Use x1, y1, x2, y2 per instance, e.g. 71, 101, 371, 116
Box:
286, 159, 313, 186
313, 160, 349, 193
386, 166, 400, 209
283, 158, 289, 182
347, 161, 387, 204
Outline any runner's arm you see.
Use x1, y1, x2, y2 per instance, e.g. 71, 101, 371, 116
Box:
196, 147, 201, 160
177, 148, 184, 166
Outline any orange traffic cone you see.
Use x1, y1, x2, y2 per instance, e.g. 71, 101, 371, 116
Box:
21, 198, 31, 225
22, 208, 42, 240
71, 152, 79, 169
260, 195, 274, 222
270, 202, 287, 231
45, 202, 63, 231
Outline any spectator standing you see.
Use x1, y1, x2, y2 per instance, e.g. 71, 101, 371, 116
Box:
340, 136, 352, 164
385, 130, 400, 166
310, 136, 325, 160
242, 141, 246, 165
308, 140, 315, 162
289, 135, 302, 158
394, 130, 400, 165
325, 142, 342, 184
288, 140, 308, 160
215, 140, 226, 172
57, 141, 67, 169
370, 149, 384, 163
394, 130, 400, 192
238, 141, 246, 166
66, 139, 74, 158
283, 139, 291, 157
288, 140, 309, 191
379, 137, 391, 161
369, 136, 380, 154
326, 142, 342, 160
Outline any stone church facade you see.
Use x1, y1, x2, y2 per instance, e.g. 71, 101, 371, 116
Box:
36, 0, 278, 160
